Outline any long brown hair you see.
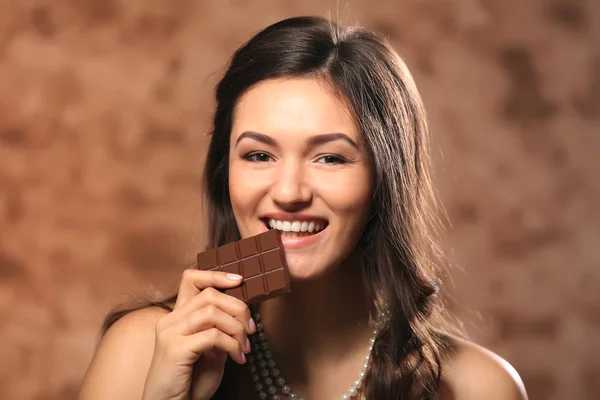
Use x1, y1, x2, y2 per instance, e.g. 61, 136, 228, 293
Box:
104, 16, 453, 399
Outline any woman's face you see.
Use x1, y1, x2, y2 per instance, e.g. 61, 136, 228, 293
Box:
228, 77, 373, 280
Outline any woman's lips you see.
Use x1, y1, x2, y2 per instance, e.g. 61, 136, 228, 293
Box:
278, 227, 326, 249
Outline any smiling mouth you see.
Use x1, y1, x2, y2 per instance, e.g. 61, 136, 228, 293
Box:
261, 218, 329, 237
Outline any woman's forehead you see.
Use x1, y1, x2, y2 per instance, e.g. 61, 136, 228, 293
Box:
231, 77, 360, 143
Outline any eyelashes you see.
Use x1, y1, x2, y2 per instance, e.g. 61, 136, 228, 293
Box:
243, 152, 272, 162
315, 155, 351, 165
241, 152, 354, 165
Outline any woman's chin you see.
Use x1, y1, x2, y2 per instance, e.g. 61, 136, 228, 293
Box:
286, 260, 327, 282
286, 258, 340, 282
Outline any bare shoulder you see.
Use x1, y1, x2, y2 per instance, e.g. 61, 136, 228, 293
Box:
78, 306, 169, 400
437, 333, 528, 400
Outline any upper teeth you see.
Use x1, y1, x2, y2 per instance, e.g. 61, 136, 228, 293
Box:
268, 219, 326, 233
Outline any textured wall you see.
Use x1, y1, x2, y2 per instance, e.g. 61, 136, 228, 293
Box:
0, 1, 598, 399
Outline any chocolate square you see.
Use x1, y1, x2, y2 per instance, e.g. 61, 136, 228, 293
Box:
218, 242, 238, 264
265, 269, 287, 292
261, 249, 283, 272
238, 236, 259, 258
221, 262, 241, 275
245, 276, 266, 300
258, 229, 280, 251
241, 256, 262, 278
197, 249, 218, 270
225, 286, 244, 300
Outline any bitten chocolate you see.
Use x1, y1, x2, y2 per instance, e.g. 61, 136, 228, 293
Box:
196, 230, 291, 303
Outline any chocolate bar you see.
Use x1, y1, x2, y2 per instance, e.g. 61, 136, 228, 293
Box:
196, 230, 290, 303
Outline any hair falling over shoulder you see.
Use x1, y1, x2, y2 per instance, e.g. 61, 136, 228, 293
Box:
103, 16, 458, 400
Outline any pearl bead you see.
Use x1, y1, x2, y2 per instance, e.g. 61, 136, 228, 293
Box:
267, 359, 276, 368
282, 385, 291, 394
289, 394, 297, 399
255, 383, 263, 391
249, 365, 257, 372
259, 391, 267, 399
265, 377, 273, 385
247, 355, 254, 363
262, 342, 269, 350
349, 387, 358, 396
261, 368, 270, 377
271, 368, 280, 376
264, 350, 272, 358
276, 376, 285, 386
342, 395, 349, 400
268, 385, 277, 394
355, 379, 362, 389
258, 332, 266, 340
272, 396, 280, 400
256, 351, 264, 359
252, 374, 260, 382
259, 359, 267, 368
256, 322, 263, 331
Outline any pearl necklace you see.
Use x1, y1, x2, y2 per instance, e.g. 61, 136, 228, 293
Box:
246, 309, 383, 400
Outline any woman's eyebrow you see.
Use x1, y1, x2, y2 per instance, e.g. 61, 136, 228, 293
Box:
304, 133, 358, 149
235, 131, 277, 148
235, 131, 358, 149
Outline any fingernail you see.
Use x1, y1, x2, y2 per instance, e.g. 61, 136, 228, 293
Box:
245, 337, 251, 353
241, 352, 246, 363
249, 318, 257, 333
227, 273, 243, 280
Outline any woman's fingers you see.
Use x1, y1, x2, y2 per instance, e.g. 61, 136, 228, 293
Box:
185, 328, 247, 365
150, 268, 255, 367
172, 305, 251, 354
174, 287, 255, 335
174, 269, 243, 309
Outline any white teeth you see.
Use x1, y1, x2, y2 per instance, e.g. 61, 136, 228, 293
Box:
300, 221, 308, 232
266, 219, 327, 233
291, 221, 301, 232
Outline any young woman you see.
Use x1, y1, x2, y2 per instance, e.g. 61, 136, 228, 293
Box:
79, 16, 528, 400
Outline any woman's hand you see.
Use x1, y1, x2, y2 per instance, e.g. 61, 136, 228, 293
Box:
141, 269, 256, 400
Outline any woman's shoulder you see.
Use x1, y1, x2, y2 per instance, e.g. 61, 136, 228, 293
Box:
437, 332, 528, 400
79, 306, 170, 399
106, 305, 170, 334
96, 304, 172, 358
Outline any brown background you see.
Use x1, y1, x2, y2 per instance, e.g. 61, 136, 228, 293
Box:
0, 0, 598, 399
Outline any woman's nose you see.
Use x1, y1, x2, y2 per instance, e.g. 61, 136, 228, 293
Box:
270, 161, 312, 208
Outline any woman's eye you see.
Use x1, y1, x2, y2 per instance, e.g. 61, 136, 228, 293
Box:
317, 155, 348, 164
244, 152, 272, 162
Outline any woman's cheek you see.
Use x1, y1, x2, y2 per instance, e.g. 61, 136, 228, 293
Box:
314, 172, 371, 207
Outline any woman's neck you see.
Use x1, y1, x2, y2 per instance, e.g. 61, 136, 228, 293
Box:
256, 260, 374, 397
